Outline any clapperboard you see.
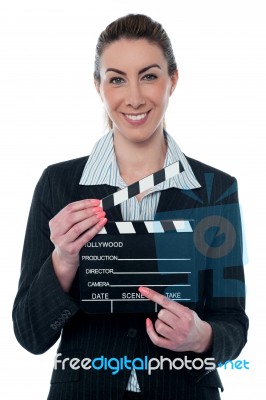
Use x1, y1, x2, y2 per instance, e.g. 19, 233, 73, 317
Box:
79, 161, 196, 313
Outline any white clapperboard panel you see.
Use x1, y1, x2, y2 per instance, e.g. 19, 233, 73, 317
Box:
79, 162, 196, 313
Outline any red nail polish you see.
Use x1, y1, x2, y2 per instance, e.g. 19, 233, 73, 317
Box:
93, 207, 102, 213
96, 211, 105, 218
146, 318, 151, 328
139, 286, 149, 295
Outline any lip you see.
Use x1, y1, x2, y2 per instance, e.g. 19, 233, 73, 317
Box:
123, 111, 150, 126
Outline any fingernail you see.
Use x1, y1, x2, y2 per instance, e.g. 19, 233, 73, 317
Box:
96, 211, 106, 219
93, 207, 102, 213
138, 286, 149, 295
99, 217, 107, 226
146, 318, 152, 328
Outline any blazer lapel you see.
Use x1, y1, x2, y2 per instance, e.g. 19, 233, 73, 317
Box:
156, 187, 181, 214
156, 186, 202, 216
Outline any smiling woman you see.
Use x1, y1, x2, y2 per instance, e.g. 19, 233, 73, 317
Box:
95, 38, 178, 186
12, 13, 248, 400
97, 40, 177, 137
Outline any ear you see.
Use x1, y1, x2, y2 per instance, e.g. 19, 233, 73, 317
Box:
94, 79, 102, 98
170, 70, 179, 95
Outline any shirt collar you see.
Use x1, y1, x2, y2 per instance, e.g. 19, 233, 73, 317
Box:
79, 131, 201, 190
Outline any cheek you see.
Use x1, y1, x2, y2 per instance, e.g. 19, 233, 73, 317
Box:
101, 89, 121, 112
149, 82, 171, 106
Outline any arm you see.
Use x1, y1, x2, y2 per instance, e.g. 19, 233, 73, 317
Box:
139, 176, 248, 366
12, 168, 107, 354
202, 177, 248, 363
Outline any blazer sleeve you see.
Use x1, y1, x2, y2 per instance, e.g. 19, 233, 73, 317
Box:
206, 182, 248, 362
12, 168, 80, 355
181, 174, 248, 384
200, 176, 248, 367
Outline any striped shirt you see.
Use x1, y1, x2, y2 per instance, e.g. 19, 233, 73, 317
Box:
79, 130, 200, 391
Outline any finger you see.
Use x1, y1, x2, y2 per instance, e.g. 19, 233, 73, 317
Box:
73, 217, 108, 251
50, 201, 103, 237
51, 199, 100, 225
60, 207, 104, 236
157, 308, 180, 328
154, 318, 174, 339
138, 286, 189, 317
65, 211, 106, 243
145, 318, 173, 350
59, 199, 101, 216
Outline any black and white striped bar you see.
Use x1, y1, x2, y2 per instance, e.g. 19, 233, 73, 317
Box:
98, 220, 193, 235
100, 161, 184, 211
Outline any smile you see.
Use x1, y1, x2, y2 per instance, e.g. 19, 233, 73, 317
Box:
125, 113, 147, 121
123, 111, 150, 125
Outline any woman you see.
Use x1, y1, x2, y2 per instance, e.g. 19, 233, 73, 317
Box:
13, 14, 248, 400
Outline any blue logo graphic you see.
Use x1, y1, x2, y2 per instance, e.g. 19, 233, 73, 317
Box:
154, 173, 247, 300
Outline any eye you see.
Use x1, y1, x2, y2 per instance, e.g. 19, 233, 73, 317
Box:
109, 77, 124, 85
143, 74, 157, 81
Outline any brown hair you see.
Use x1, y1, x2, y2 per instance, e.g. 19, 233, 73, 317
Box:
94, 14, 177, 129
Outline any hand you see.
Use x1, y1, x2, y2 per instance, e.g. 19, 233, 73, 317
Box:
49, 199, 107, 291
138, 287, 213, 353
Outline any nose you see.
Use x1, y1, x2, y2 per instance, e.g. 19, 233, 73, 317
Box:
125, 83, 145, 109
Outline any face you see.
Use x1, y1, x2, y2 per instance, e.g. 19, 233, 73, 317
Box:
95, 38, 178, 144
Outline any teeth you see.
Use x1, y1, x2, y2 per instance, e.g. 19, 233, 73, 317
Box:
126, 113, 147, 121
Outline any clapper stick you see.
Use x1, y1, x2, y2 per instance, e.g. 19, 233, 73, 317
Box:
97, 220, 192, 235
100, 161, 182, 211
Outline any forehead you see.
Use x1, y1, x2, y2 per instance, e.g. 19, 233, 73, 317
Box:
100, 38, 167, 71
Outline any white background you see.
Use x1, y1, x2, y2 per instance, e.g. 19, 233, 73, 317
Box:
0, 0, 265, 398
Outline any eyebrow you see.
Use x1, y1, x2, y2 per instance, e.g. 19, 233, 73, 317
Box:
105, 64, 161, 75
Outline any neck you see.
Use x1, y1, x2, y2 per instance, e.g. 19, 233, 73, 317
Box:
113, 128, 167, 184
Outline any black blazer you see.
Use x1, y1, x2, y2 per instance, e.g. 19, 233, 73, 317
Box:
12, 155, 248, 400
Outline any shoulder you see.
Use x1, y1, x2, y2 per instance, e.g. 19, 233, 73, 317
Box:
186, 155, 237, 184
33, 156, 90, 212
46, 155, 89, 177
36, 155, 89, 195
41, 156, 89, 188
185, 155, 239, 204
